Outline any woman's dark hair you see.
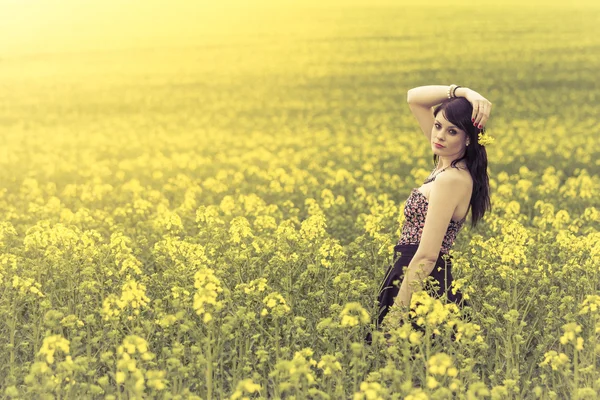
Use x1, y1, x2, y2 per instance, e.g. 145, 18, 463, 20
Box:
432, 97, 491, 228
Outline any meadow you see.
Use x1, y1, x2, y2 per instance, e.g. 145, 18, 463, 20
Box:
0, 1, 599, 398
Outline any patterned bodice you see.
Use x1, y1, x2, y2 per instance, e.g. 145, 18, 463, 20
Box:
396, 173, 468, 255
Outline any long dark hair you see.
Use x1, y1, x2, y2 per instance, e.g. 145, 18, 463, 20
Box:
432, 97, 491, 228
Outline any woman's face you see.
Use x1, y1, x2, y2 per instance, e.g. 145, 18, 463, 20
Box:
431, 112, 468, 158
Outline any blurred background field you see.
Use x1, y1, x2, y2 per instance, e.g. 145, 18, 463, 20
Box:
1, 0, 599, 398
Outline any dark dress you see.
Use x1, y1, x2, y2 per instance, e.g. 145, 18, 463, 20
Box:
365, 171, 471, 345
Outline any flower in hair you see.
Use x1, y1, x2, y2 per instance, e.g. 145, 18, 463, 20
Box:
478, 131, 495, 146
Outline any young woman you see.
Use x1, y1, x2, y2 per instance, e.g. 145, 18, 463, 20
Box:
365, 85, 493, 345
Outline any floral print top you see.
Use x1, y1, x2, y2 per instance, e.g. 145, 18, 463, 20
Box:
396, 177, 468, 255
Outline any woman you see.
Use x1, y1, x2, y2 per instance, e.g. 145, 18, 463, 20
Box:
365, 84, 493, 346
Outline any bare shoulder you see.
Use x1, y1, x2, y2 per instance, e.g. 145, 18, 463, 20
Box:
436, 166, 472, 194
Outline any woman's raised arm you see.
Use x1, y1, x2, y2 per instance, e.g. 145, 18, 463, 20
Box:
406, 85, 476, 140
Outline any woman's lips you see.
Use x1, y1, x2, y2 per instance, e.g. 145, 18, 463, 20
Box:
434, 143, 444, 148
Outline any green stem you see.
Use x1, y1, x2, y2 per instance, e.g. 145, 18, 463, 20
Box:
275, 319, 280, 359
9, 299, 16, 378
425, 323, 431, 360
206, 328, 213, 400
573, 345, 578, 399
116, 364, 122, 400
232, 335, 239, 389
353, 355, 358, 395
288, 260, 294, 310
592, 314, 598, 394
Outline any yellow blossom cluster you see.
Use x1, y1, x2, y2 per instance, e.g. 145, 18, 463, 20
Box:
101, 279, 150, 320
269, 348, 318, 394
559, 322, 584, 350
110, 232, 143, 276
229, 216, 254, 247
353, 381, 389, 399
477, 131, 495, 146
230, 378, 262, 400
320, 188, 346, 209
579, 295, 600, 315
339, 302, 370, 328
405, 389, 429, 400
0, 254, 17, 282
539, 350, 570, 371
316, 354, 342, 376
318, 238, 346, 268
38, 334, 71, 365
23, 221, 80, 261
193, 267, 224, 323
196, 205, 226, 229
115, 335, 167, 394
260, 292, 291, 318
12, 275, 45, 298
0, 221, 18, 248
240, 277, 269, 295
427, 352, 459, 377
409, 291, 457, 330
154, 203, 184, 234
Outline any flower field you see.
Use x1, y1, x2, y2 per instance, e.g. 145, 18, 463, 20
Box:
1, 1, 599, 398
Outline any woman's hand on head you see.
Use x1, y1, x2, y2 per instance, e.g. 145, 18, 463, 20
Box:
465, 90, 493, 129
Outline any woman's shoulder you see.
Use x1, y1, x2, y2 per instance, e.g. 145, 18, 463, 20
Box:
454, 165, 473, 192
440, 164, 473, 191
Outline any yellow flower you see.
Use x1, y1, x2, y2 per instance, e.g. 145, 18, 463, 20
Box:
428, 352, 453, 376
539, 350, 570, 370
229, 216, 254, 245
409, 331, 422, 345
579, 295, 600, 315
559, 322, 582, 346
426, 375, 439, 389
478, 131, 495, 146
146, 370, 167, 391
219, 195, 236, 215
299, 212, 327, 242
354, 381, 388, 400
116, 371, 126, 384
11, 275, 45, 298
193, 267, 224, 322
317, 354, 342, 376
339, 302, 370, 328
38, 335, 70, 365
261, 292, 291, 318
405, 390, 429, 400
230, 378, 261, 400
241, 277, 269, 295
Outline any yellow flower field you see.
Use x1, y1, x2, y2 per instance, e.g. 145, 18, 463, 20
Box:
1, 0, 599, 398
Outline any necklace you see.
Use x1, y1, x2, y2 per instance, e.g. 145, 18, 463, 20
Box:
425, 160, 450, 183
425, 166, 449, 183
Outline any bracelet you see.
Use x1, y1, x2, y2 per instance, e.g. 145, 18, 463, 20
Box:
447, 84, 455, 99
447, 84, 458, 99
452, 85, 461, 98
